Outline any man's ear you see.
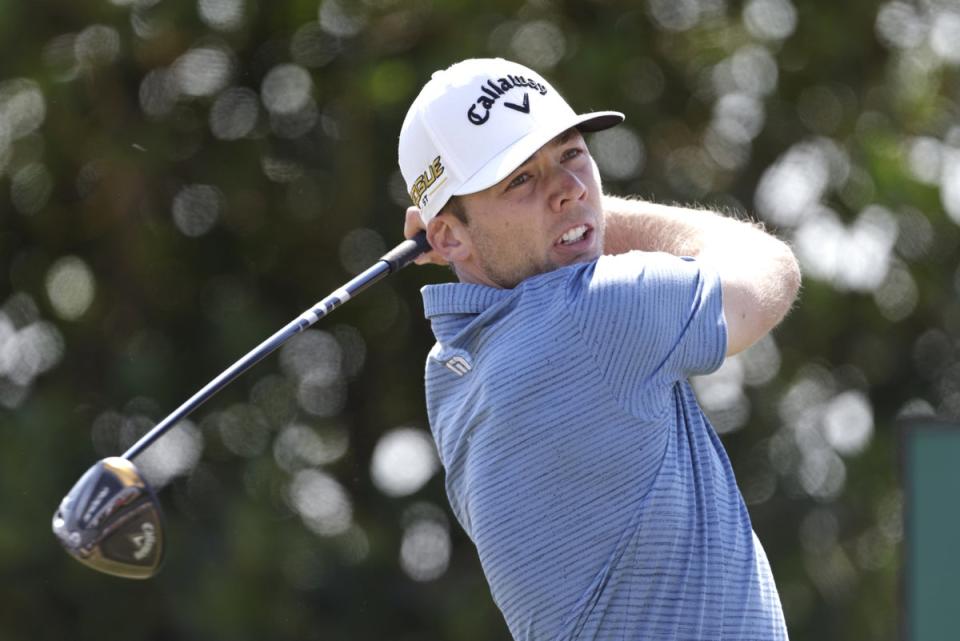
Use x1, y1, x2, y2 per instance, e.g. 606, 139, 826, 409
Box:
427, 215, 472, 265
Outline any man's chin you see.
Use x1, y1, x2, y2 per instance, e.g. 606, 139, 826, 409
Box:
560, 251, 600, 268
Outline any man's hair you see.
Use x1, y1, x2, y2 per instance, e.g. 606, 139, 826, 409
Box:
441, 196, 468, 225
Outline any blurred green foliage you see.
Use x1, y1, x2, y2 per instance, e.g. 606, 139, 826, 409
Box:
2, 0, 959, 639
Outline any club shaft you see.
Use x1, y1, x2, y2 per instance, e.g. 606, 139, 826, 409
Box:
121, 231, 430, 461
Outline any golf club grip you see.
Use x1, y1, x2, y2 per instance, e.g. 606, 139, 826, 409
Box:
120, 232, 431, 461
382, 230, 431, 272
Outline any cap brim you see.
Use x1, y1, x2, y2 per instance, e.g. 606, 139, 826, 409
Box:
454, 110, 624, 197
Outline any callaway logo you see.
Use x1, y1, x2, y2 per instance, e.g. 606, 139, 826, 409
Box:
467, 75, 548, 125
130, 522, 156, 560
409, 155, 445, 208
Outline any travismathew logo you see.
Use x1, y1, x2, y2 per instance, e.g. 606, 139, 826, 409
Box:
467, 74, 548, 125
444, 356, 472, 376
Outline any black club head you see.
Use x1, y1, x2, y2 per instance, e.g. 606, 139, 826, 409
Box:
52, 457, 164, 579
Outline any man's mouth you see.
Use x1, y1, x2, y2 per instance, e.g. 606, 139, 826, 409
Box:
556, 224, 590, 246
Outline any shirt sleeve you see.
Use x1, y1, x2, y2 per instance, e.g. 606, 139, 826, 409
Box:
566, 251, 727, 420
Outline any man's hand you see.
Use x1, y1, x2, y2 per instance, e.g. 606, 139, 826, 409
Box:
404, 206, 448, 266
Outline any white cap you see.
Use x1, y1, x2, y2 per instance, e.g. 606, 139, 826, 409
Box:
398, 58, 624, 223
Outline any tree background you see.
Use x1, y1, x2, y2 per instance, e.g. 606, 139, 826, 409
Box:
1, 0, 957, 639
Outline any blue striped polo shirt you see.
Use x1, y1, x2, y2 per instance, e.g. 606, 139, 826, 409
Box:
421, 250, 787, 640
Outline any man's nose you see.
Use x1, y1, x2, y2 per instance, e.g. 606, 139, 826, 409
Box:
548, 165, 587, 213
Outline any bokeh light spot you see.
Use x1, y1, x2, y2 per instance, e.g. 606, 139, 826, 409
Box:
755, 139, 845, 226
280, 331, 346, 416
332, 324, 366, 379
510, 20, 566, 70
371, 428, 439, 497
318, 0, 367, 37
621, 58, 665, 105
136, 420, 204, 489
46, 256, 96, 320
400, 517, 451, 582
822, 390, 874, 456
731, 45, 779, 96
139, 69, 178, 119
291, 22, 341, 68
11, 163, 53, 215
75, 25, 121, 70
261, 64, 313, 115
280, 330, 342, 383
647, 0, 702, 32
0, 78, 46, 139
740, 335, 782, 386
173, 46, 233, 97
210, 87, 259, 139
590, 127, 645, 180
905, 136, 942, 185
874, 262, 918, 321
713, 92, 765, 143
288, 468, 353, 536
693, 357, 750, 434
743, 0, 798, 40
198, 0, 245, 31
794, 205, 898, 291
273, 423, 349, 472
930, 10, 960, 65
218, 404, 271, 457
0, 315, 64, 389
940, 149, 960, 225
172, 184, 222, 237
875, 2, 927, 50
261, 155, 304, 183
297, 378, 346, 417
339, 228, 386, 275
269, 103, 319, 139
42, 34, 79, 82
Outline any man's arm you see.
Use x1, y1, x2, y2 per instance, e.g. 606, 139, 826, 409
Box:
602, 195, 801, 357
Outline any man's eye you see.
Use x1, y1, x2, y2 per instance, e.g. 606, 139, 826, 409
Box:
507, 173, 530, 190
562, 147, 583, 161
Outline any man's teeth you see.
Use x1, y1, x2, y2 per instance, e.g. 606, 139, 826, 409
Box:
560, 225, 588, 245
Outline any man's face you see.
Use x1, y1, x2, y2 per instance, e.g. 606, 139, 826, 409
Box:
453, 129, 605, 289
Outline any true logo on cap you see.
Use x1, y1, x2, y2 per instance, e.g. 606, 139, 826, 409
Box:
409, 156, 445, 208
466, 74, 548, 125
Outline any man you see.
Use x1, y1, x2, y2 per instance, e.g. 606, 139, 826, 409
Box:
398, 58, 800, 640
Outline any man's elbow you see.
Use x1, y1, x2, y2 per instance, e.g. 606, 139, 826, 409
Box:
752, 241, 801, 338
724, 242, 801, 356
772, 242, 802, 322
752, 243, 802, 344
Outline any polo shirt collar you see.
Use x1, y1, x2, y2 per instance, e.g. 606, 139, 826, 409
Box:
421, 283, 514, 318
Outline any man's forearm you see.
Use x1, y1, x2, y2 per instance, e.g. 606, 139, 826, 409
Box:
603, 194, 744, 257
601, 194, 802, 356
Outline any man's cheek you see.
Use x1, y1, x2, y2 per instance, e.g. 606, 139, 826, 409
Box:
588, 157, 603, 191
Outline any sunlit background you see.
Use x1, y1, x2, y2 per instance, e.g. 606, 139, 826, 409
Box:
2, 0, 959, 639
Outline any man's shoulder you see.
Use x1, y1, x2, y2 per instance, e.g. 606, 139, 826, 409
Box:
421, 251, 695, 317
586, 251, 712, 292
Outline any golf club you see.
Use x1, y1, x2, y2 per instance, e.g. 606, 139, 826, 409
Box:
53, 231, 431, 579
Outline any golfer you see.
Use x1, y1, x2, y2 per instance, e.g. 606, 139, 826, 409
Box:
399, 58, 799, 640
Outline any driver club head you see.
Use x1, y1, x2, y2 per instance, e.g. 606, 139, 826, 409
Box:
52, 457, 164, 579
